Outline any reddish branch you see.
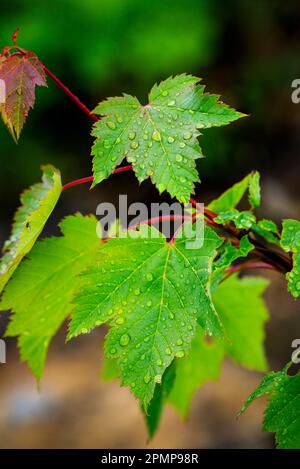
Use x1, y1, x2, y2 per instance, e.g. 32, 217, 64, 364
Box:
6, 48, 98, 122
43, 65, 99, 122
224, 261, 277, 278
62, 165, 133, 191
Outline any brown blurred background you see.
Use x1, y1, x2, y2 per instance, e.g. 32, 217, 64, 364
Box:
0, 0, 300, 448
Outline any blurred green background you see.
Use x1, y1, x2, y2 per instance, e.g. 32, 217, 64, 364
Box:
0, 0, 300, 449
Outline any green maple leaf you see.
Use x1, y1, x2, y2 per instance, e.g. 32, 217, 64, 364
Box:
0, 165, 61, 295
69, 224, 223, 407
208, 171, 260, 213
0, 214, 101, 379
214, 209, 256, 230
211, 235, 254, 289
240, 363, 300, 448
0, 52, 47, 140
252, 219, 280, 246
91, 74, 244, 202
280, 219, 300, 298
169, 275, 269, 418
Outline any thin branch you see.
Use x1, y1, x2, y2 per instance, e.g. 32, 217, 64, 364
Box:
62, 165, 133, 191
169, 209, 203, 245
43, 65, 98, 122
223, 261, 278, 282
8, 48, 98, 122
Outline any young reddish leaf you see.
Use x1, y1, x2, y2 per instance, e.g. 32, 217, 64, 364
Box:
0, 52, 47, 140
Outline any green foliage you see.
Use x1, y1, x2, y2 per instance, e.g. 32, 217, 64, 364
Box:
213, 275, 269, 370
214, 209, 256, 229
0, 214, 100, 378
169, 275, 269, 418
91, 74, 244, 202
211, 235, 254, 290
281, 219, 300, 298
208, 173, 251, 213
0, 165, 61, 295
248, 171, 261, 208
252, 219, 280, 246
240, 363, 300, 448
145, 363, 176, 439
168, 327, 224, 418
0, 44, 299, 447
68, 224, 223, 407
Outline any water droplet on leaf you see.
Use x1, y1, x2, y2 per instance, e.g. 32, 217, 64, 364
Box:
119, 333, 131, 346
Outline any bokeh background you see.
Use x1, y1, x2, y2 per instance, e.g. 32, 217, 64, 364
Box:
0, 0, 300, 448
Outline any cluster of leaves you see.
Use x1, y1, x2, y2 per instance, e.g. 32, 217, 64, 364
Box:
0, 38, 300, 447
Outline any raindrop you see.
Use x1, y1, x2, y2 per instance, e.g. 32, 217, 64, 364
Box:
168, 100, 176, 106
162, 90, 168, 97
176, 154, 183, 162
107, 121, 116, 130
134, 289, 140, 296
165, 347, 172, 355
175, 351, 185, 358
183, 131, 192, 140
115, 317, 125, 325
144, 375, 151, 384
167, 136, 175, 143
119, 333, 131, 346
176, 339, 183, 346
146, 273, 153, 281
130, 141, 139, 150
129, 131, 136, 140
152, 130, 161, 142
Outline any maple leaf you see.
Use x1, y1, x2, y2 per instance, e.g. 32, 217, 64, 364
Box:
0, 52, 47, 140
91, 74, 244, 202
0, 165, 61, 295
240, 363, 300, 448
68, 224, 223, 407
280, 219, 300, 298
0, 214, 101, 379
